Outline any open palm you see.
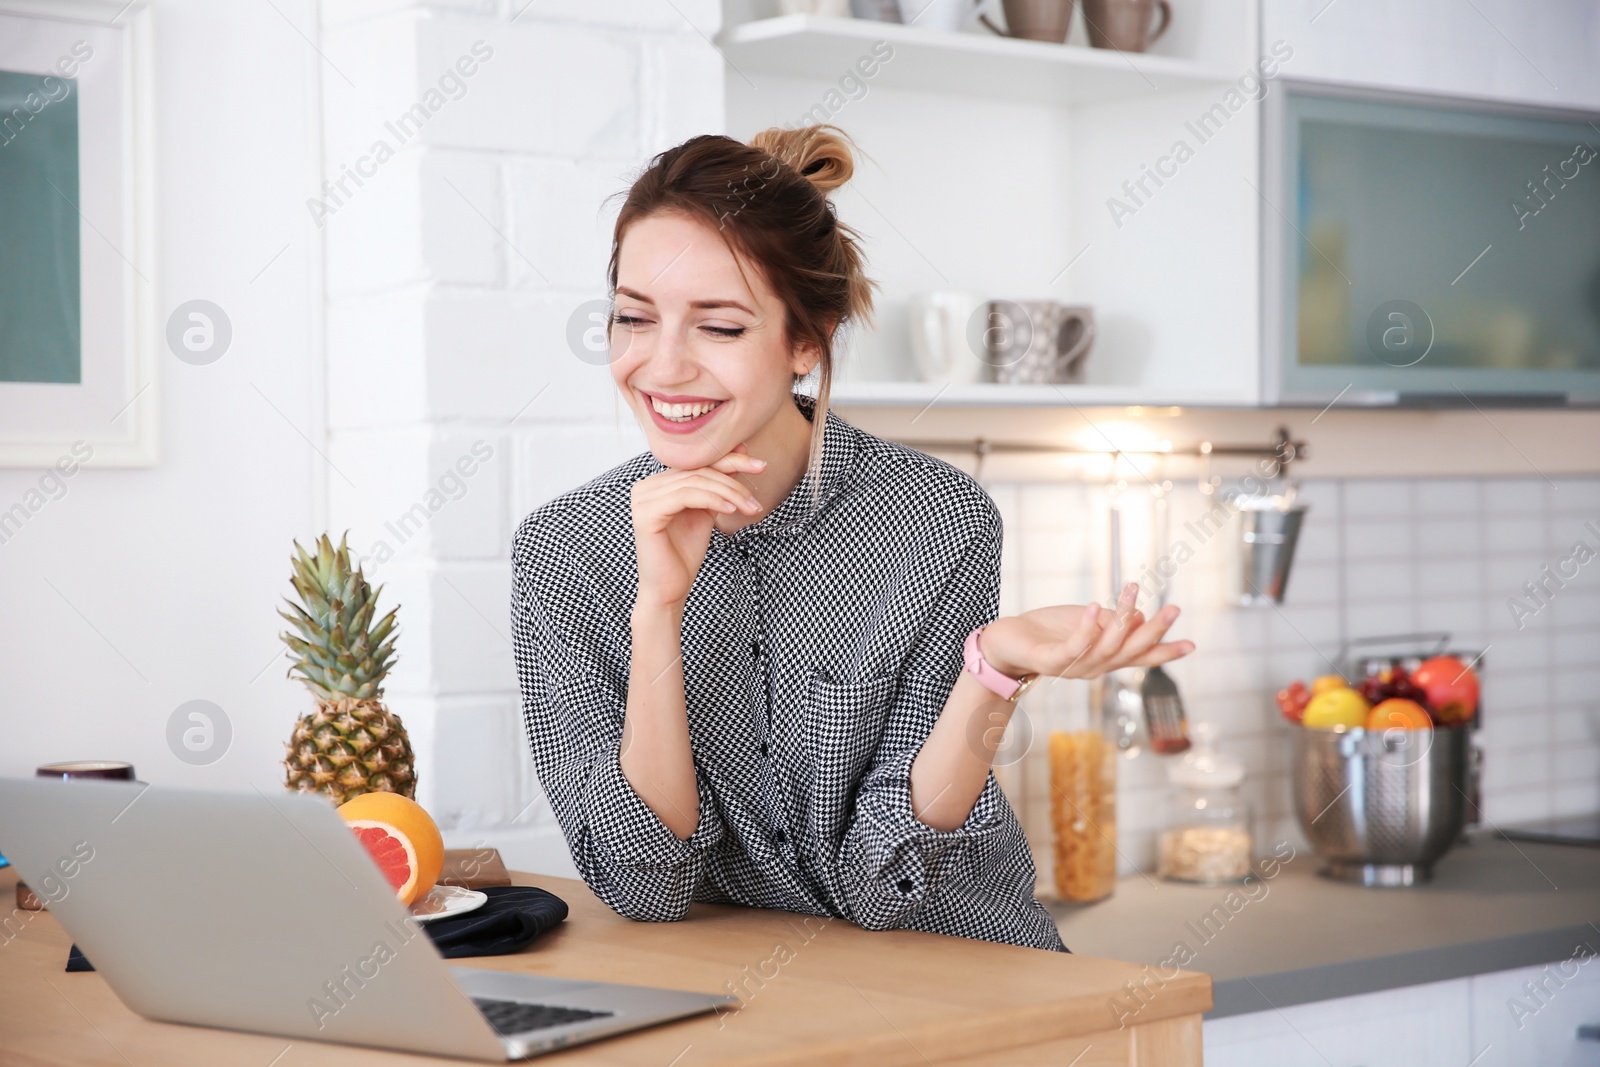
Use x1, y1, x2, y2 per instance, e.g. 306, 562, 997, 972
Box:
978, 584, 1194, 681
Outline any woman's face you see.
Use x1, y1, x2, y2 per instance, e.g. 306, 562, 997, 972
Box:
609, 210, 819, 470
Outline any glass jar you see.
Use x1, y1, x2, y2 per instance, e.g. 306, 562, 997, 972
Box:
1158, 722, 1253, 884
1002, 674, 1118, 904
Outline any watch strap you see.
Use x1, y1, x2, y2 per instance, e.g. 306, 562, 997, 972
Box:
963, 625, 1034, 701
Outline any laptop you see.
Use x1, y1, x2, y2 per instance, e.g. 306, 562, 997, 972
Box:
0, 777, 737, 1061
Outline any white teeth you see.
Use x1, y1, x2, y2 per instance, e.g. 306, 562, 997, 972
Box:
650, 395, 721, 421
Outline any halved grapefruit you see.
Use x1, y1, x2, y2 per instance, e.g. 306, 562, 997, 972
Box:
337, 792, 444, 906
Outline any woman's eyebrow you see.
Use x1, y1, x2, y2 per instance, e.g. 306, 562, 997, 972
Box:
615, 286, 754, 315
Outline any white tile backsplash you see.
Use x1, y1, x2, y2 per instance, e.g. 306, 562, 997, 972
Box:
1342, 519, 1414, 560
1415, 479, 1483, 515
1343, 479, 1413, 517
1551, 480, 1600, 514
996, 474, 1600, 876
1486, 517, 1545, 553
1485, 480, 1546, 512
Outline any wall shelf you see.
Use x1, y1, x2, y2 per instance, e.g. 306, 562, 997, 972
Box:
716, 14, 1239, 107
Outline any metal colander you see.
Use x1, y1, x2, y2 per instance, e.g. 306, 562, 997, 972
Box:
1291, 724, 1470, 886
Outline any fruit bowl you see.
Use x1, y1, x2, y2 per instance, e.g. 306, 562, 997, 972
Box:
1291, 723, 1470, 887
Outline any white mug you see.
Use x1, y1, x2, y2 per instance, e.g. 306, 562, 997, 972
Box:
900, 0, 990, 30
908, 290, 989, 386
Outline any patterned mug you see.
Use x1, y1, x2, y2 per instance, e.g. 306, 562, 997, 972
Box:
982, 299, 1096, 385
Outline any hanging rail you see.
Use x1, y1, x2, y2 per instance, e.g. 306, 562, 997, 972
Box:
895, 426, 1309, 485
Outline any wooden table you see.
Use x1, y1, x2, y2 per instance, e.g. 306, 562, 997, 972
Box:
0, 867, 1208, 1065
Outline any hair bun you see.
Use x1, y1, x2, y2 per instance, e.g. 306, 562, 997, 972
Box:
748, 123, 857, 196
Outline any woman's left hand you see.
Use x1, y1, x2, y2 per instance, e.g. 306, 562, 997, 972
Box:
977, 582, 1195, 681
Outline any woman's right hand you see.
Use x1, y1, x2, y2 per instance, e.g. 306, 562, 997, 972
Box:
630, 444, 767, 609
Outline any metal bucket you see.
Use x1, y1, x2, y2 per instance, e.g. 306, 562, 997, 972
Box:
1291, 725, 1470, 886
1237, 498, 1307, 605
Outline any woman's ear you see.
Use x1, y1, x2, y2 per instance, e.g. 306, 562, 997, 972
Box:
791, 337, 823, 379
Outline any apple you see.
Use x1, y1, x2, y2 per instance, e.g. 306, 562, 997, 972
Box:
1411, 655, 1479, 725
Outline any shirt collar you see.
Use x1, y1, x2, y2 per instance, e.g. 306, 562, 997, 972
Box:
644, 392, 858, 542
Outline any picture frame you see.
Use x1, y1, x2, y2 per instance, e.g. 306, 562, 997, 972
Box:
0, 0, 156, 467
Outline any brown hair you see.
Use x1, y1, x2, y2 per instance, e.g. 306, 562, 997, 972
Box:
604, 124, 878, 504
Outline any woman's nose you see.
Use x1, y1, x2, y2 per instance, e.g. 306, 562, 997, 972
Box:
646, 324, 697, 383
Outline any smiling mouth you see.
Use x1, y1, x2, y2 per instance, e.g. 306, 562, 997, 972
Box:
646, 393, 726, 422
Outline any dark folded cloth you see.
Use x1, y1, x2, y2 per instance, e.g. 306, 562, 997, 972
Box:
66, 884, 568, 972
425, 885, 568, 958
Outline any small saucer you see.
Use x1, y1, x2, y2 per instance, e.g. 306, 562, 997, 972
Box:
409, 884, 488, 923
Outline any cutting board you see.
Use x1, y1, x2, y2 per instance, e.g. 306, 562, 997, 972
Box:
437, 847, 513, 889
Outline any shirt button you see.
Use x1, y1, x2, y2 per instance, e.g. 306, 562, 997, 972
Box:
895, 878, 914, 894
751, 639, 762, 658
759, 740, 769, 757
774, 828, 787, 844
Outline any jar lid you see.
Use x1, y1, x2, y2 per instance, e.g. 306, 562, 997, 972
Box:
1167, 721, 1244, 789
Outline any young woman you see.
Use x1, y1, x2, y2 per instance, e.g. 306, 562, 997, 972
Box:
510, 125, 1194, 954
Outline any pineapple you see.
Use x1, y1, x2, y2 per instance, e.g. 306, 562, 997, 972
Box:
279, 533, 416, 801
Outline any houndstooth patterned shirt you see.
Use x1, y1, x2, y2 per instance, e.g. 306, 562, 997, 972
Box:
510, 393, 1067, 954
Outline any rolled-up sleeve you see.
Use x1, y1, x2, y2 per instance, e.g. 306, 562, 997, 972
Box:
511, 541, 726, 922
837, 509, 1023, 931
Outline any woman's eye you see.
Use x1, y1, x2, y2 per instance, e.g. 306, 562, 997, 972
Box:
613, 313, 649, 328
703, 325, 745, 338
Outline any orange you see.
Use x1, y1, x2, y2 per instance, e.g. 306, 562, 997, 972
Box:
1366, 698, 1432, 732
1311, 674, 1349, 695
338, 792, 444, 906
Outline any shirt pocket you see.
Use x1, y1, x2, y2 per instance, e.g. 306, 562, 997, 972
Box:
800, 670, 897, 844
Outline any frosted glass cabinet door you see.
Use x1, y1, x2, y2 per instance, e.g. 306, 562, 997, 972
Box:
1263, 82, 1600, 404
1469, 958, 1600, 1067
1204, 978, 1472, 1066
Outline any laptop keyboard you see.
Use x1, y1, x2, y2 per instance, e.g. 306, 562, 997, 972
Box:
472, 997, 615, 1036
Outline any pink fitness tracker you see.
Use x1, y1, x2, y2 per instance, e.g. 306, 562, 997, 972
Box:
963, 625, 1038, 702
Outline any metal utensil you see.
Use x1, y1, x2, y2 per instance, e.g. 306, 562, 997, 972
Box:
1140, 666, 1191, 754
1141, 488, 1191, 754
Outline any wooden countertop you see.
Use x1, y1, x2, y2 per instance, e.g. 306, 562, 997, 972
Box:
0, 867, 1208, 1065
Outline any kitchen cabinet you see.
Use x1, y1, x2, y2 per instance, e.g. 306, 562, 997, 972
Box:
1054, 840, 1600, 1065
1203, 976, 1474, 1066
717, 1, 1266, 408
1204, 959, 1600, 1067
1469, 957, 1600, 1067
715, 2, 1600, 412
1259, 0, 1600, 111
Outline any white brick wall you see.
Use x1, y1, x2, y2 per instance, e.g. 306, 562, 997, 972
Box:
320, 0, 723, 875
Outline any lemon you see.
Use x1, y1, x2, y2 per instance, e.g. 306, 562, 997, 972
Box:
1302, 687, 1370, 730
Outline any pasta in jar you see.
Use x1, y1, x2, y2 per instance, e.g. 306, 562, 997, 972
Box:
1047, 729, 1117, 903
